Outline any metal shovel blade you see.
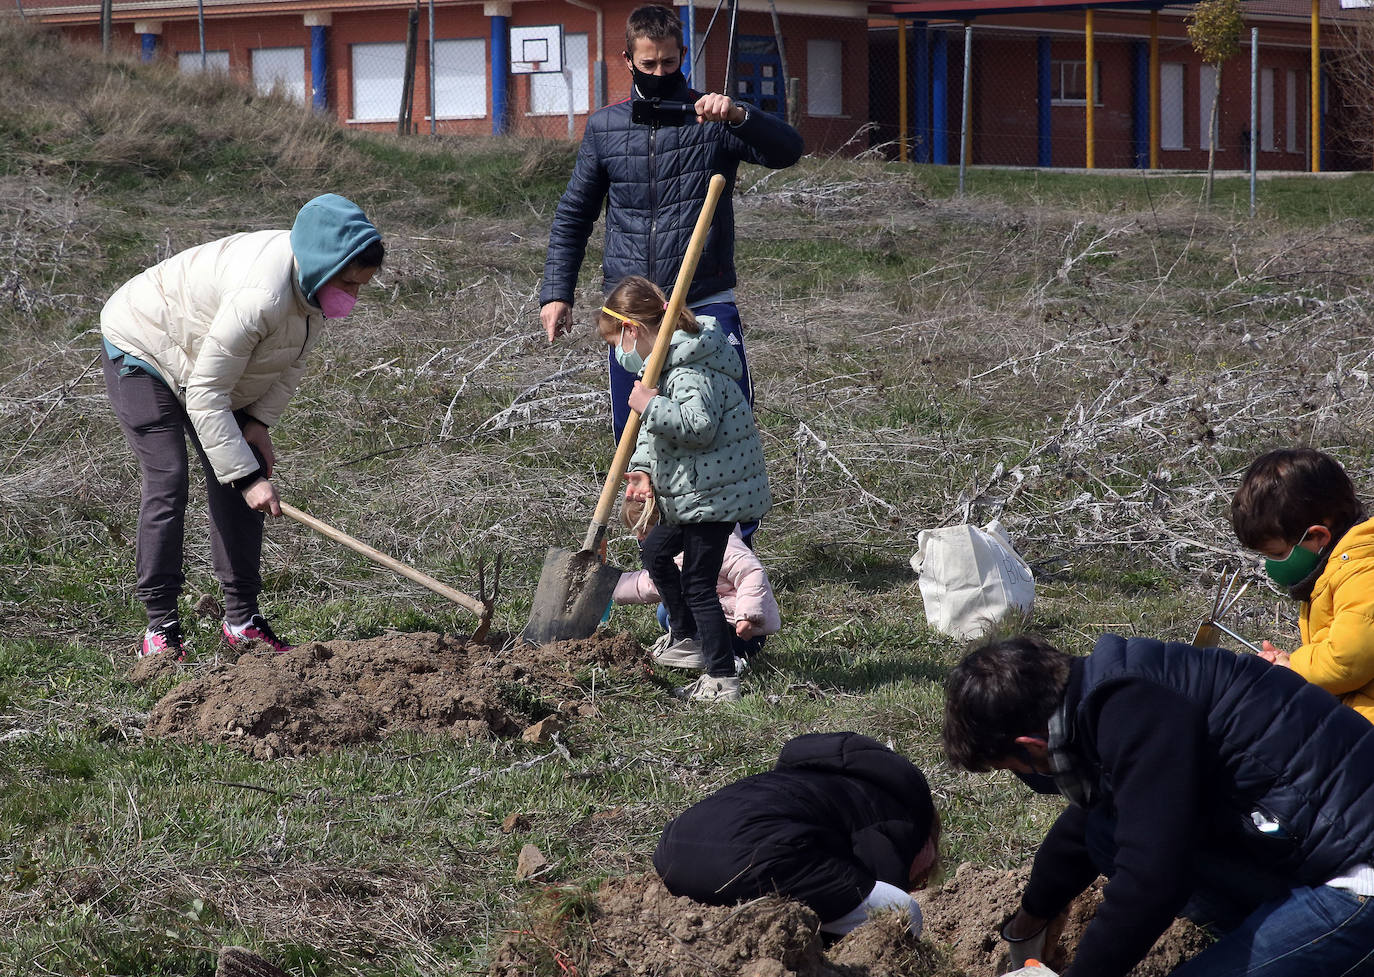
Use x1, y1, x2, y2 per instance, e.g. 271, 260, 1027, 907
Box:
521, 547, 622, 646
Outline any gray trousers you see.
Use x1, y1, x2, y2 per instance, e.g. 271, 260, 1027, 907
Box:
101, 346, 263, 629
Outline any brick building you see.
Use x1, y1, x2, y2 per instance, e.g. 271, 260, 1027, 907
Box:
18, 0, 871, 153
867, 0, 1371, 171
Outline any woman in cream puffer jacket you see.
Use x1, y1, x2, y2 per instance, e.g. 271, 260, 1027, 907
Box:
100, 193, 383, 659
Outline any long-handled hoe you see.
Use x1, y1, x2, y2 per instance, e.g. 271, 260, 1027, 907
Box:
279, 502, 500, 642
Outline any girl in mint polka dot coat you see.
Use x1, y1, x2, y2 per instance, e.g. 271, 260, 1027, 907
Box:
599, 276, 771, 701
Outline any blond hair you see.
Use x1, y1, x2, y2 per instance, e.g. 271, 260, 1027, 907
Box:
620, 492, 660, 535
597, 275, 698, 343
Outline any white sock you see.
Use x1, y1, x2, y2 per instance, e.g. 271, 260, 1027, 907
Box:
820, 880, 922, 938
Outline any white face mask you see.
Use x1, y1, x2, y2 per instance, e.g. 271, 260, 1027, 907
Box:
614, 323, 645, 375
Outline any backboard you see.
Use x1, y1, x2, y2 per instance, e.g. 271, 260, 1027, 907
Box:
510, 24, 565, 74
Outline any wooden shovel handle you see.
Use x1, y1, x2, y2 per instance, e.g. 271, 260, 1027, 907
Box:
279, 501, 488, 618
581, 173, 727, 551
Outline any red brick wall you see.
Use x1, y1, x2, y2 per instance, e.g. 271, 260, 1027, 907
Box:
872, 9, 1336, 170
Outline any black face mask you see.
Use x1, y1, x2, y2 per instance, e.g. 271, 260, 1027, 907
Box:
1015, 770, 1063, 796
631, 66, 683, 99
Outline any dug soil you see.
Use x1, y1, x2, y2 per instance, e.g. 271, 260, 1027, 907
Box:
489, 865, 1209, 977
137, 630, 648, 759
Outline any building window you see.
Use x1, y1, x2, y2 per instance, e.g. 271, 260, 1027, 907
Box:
807, 39, 842, 116
1051, 60, 1101, 105
530, 33, 588, 116
1161, 61, 1185, 149
178, 50, 230, 74
1199, 64, 1218, 150
351, 42, 405, 123
1260, 67, 1275, 151
434, 38, 487, 119
252, 47, 305, 103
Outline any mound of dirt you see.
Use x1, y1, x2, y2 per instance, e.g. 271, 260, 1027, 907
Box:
142, 630, 648, 759
490, 874, 837, 977
920, 862, 1210, 977
490, 872, 945, 977
490, 865, 1210, 977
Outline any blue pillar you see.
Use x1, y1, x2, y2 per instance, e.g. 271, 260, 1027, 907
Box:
1131, 41, 1148, 168
1037, 35, 1052, 166
680, 6, 693, 85
491, 14, 509, 134
914, 22, 931, 163
310, 25, 329, 113
932, 31, 949, 164
141, 33, 158, 62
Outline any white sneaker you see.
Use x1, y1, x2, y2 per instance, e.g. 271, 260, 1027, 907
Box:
677, 674, 742, 703
650, 632, 706, 670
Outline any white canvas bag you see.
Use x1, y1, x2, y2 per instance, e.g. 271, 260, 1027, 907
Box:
910, 520, 1035, 640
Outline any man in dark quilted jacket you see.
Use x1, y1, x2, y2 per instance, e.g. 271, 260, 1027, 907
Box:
943, 633, 1374, 977
539, 3, 803, 451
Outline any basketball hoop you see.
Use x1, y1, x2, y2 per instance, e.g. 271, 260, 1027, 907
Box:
510, 25, 564, 75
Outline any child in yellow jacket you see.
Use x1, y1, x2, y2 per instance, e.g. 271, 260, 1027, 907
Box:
1231, 447, 1374, 722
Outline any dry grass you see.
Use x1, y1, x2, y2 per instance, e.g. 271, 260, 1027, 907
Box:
4, 18, 1374, 974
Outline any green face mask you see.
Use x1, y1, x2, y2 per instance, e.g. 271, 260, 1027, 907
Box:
1265, 539, 1321, 587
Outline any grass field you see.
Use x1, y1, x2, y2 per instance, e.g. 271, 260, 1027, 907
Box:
4, 20, 1374, 976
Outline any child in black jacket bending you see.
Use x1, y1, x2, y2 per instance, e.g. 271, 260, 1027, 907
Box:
653, 732, 939, 938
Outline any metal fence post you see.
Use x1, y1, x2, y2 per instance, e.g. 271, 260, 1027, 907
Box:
428, 0, 437, 135
1250, 27, 1258, 217
958, 25, 972, 196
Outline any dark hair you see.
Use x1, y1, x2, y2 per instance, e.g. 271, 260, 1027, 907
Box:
625, 3, 683, 57
352, 238, 386, 270
1231, 448, 1366, 549
598, 275, 698, 341
942, 634, 1073, 772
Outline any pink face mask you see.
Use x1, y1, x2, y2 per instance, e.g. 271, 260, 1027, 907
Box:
317, 284, 358, 319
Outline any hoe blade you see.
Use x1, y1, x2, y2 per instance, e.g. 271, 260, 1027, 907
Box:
1192, 621, 1221, 649
521, 547, 622, 646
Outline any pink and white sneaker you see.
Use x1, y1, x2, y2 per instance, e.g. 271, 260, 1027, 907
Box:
140, 620, 185, 660
222, 615, 292, 654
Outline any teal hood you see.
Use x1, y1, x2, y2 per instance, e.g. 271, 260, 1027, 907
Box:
290, 193, 381, 303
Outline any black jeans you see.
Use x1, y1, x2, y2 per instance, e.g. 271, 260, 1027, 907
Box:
640, 521, 734, 677
102, 346, 264, 629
